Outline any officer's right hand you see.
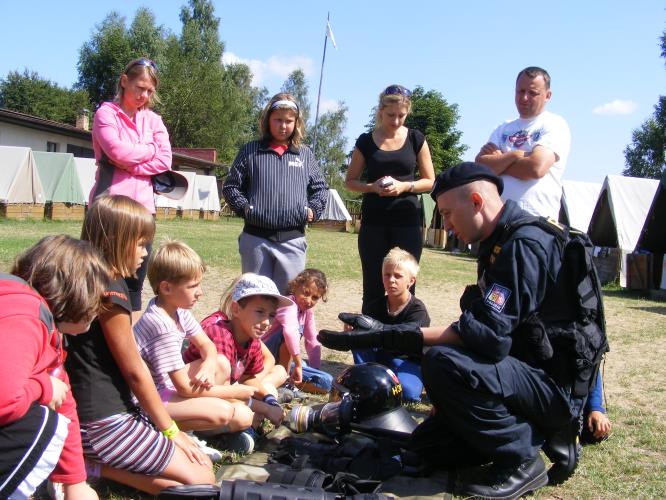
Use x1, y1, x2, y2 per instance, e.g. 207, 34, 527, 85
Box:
338, 312, 386, 330
318, 327, 382, 351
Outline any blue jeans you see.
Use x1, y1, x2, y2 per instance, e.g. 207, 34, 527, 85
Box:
353, 348, 423, 402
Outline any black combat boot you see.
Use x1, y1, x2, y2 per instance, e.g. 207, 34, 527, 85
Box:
542, 415, 582, 485
455, 455, 548, 500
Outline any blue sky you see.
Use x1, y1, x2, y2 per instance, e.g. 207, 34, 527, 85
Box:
1, 1, 664, 183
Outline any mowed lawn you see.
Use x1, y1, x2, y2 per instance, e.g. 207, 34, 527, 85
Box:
1, 217, 665, 499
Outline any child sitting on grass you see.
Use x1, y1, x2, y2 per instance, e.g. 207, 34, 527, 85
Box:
347, 247, 430, 403
0, 235, 108, 500
133, 240, 257, 458
262, 269, 334, 395
182, 273, 291, 452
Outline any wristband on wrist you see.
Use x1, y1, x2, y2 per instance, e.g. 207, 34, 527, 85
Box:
263, 394, 280, 407
161, 420, 180, 440
409, 182, 415, 192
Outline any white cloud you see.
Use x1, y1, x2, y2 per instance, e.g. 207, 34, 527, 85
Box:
318, 98, 340, 114
222, 52, 313, 87
592, 99, 638, 116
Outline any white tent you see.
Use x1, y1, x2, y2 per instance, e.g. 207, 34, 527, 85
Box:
73, 157, 98, 204
588, 175, 660, 286
192, 174, 221, 212
155, 170, 197, 209
320, 189, 352, 221
0, 145, 45, 204
560, 180, 602, 232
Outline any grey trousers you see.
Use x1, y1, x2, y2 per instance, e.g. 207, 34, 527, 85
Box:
238, 232, 307, 294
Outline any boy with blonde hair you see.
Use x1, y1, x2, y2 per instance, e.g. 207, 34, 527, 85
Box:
134, 239, 265, 457
346, 247, 430, 402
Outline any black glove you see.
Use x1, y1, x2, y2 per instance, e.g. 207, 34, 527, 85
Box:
318, 314, 424, 356
338, 313, 384, 330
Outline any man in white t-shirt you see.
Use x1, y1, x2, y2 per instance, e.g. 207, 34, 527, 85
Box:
475, 67, 571, 219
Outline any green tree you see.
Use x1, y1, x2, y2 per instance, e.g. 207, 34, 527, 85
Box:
281, 69, 311, 129
0, 69, 90, 125
365, 86, 467, 173
308, 102, 348, 192
76, 9, 167, 105
158, 0, 260, 163
406, 86, 466, 172
623, 26, 666, 179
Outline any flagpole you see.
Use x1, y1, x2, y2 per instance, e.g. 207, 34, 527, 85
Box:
312, 12, 330, 157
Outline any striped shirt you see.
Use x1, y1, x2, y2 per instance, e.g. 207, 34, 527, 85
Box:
222, 140, 328, 231
133, 298, 203, 392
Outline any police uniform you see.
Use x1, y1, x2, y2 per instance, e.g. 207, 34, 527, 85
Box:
410, 199, 583, 468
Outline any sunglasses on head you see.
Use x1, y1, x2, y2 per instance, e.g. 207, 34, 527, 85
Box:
383, 85, 412, 97
125, 58, 158, 74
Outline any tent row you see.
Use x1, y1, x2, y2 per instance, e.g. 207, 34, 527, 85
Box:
0, 146, 221, 221
559, 175, 664, 290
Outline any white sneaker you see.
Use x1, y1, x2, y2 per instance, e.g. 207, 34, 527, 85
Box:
187, 431, 223, 461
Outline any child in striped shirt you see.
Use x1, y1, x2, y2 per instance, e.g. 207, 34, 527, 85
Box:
222, 92, 329, 294
134, 240, 277, 456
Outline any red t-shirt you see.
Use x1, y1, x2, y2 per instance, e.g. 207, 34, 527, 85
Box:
182, 311, 264, 383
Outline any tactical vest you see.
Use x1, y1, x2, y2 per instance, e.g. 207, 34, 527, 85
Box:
492, 217, 609, 397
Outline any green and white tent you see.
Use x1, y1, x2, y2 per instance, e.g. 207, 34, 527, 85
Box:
73, 157, 98, 204
33, 151, 85, 204
0, 145, 45, 204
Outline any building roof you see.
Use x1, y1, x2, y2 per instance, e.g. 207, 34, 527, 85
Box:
0, 107, 225, 173
0, 107, 91, 140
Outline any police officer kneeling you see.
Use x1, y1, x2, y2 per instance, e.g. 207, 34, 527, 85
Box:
319, 162, 608, 499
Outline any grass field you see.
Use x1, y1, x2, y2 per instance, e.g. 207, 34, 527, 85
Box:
1, 217, 665, 499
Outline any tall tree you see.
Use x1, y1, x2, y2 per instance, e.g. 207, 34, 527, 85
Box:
308, 102, 348, 191
365, 86, 467, 173
158, 0, 259, 163
0, 70, 90, 125
623, 25, 666, 179
76, 9, 167, 106
281, 69, 311, 130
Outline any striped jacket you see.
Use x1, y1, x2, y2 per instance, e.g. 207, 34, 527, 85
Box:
222, 141, 328, 231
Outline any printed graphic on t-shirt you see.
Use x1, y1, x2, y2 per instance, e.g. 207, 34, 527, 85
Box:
485, 283, 511, 313
503, 129, 542, 148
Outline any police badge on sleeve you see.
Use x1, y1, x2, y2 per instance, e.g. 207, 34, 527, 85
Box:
485, 283, 511, 313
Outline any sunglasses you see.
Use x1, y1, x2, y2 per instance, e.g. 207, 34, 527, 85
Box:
125, 58, 158, 74
383, 85, 412, 97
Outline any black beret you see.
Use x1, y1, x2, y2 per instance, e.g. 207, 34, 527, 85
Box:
430, 162, 504, 201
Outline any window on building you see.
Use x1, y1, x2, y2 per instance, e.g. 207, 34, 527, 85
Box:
46, 141, 58, 152
66, 144, 94, 158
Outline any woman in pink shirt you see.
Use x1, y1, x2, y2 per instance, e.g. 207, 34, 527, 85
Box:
90, 58, 172, 313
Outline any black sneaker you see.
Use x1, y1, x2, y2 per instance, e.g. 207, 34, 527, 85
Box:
542, 417, 582, 485
455, 454, 548, 499
219, 428, 256, 455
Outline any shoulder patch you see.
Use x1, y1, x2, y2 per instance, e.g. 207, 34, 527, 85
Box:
484, 283, 511, 313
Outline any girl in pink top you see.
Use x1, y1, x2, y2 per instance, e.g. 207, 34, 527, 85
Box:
90, 58, 172, 313
262, 269, 333, 394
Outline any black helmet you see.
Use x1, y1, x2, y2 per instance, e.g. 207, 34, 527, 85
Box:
330, 363, 418, 436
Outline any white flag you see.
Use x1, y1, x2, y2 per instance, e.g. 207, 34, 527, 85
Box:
326, 21, 337, 49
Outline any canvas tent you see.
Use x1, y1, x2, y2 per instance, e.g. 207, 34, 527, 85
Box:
0, 145, 45, 218
192, 174, 221, 219
636, 170, 666, 288
559, 180, 602, 232
320, 189, 352, 221
33, 152, 85, 204
73, 157, 98, 204
587, 174, 660, 287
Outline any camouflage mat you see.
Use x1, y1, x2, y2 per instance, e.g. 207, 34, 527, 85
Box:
215, 426, 453, 499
